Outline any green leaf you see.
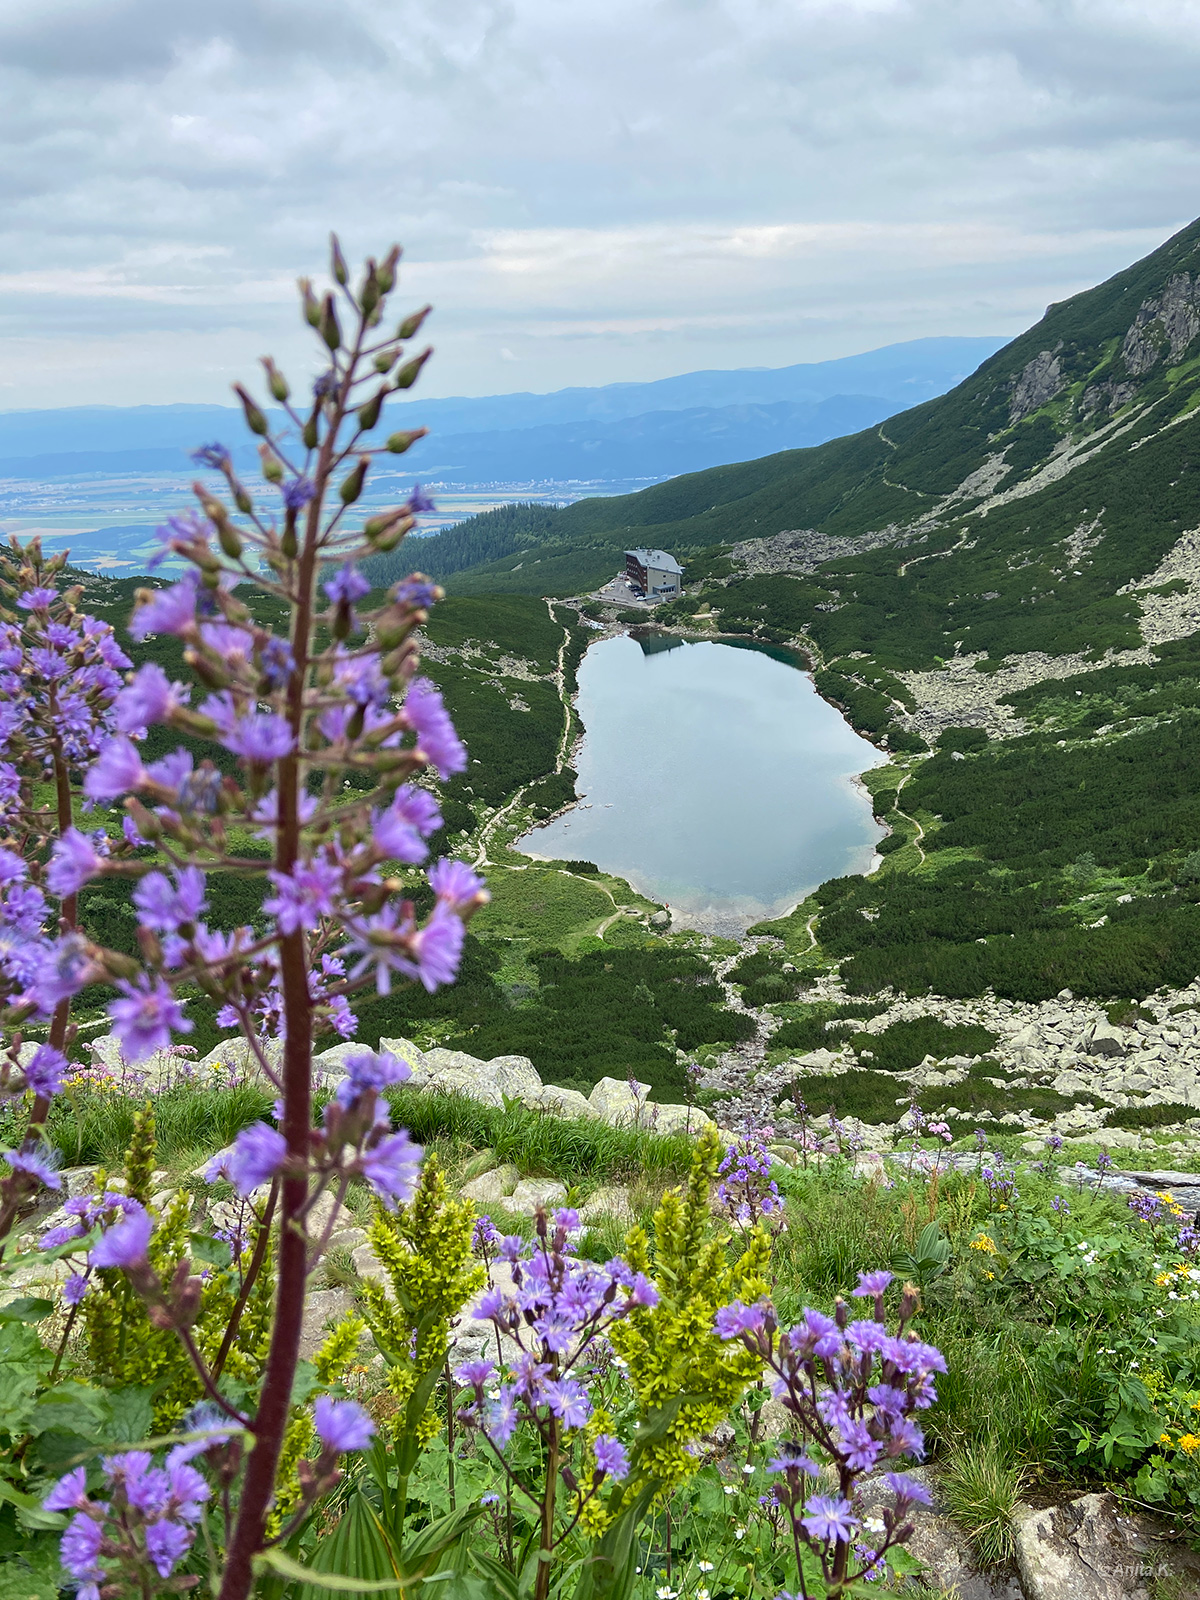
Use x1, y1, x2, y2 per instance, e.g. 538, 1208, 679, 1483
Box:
0, 1479, 64, 1531
188, 1233, 232, 1269
0, 1302, 53, 1326
104, 1388, 154, 1446
258, 1548, 407, 1594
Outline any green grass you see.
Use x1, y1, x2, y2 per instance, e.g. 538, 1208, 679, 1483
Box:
938, 1439, 1026, 1567
471, 865, 620, 946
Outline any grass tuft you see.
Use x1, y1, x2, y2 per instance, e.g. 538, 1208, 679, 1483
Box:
938, 1438, 1026, 1569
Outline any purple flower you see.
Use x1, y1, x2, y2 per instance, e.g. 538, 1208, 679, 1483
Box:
486, 1386, 519, 1446
47, 828, 104, 897
191, 443, 231, 469
167, 1461, 209, 1521
335, 1048, 411, 1108
714, 1300, 767, 1340
883, 1471, 932, 1507
544, 1378, 591, 1429
455, 1359, 495, 1389
125, 1464, 171, 1516
428, 858, 488, 913
768, 1444, 819, 1476
144, 1519, 191, 1578
43, 1467, 88, 1512
4, 1146, 61, 1189
264, 858, 342, 935
593, 1435, 629, 1480
800, 1494, 857, 1545
115, 663, 188, 734
404, 678, 467, 778
60, 1511, 103, 1581
109, 974, 192, 1062
129, 576, 198, 641
134, 865, 207, 934
259, 636, 295, 689
361, 1127, 423, 1209
852, 1270, 893, 1299
408, 483, 437, 515
24, 1044, 67, 1097
17, 587, 56, 611
372, 787, 443, 863
90, 1203, 152, 1269
207, 1122, 287, 1196
410, 903, 465, 993
392, 577, 439, 609
63, 1273, 89, 1306
83, 737, 147, 802
282, 476, 316, 510
223, 712, 294, 764
323, 563, 371, 605
314, 1396, 376, 1453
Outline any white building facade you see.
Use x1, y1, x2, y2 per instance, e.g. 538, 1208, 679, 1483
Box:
625, 547, 683, 597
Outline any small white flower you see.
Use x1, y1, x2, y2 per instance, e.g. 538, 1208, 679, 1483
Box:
697, 1589, 711, 1600
723, 1486, 736, 1496
741, 1463, 754, 1475
734, 1528, 745, 1541
697, 1563, 714, 1573
1077, 1242, 1088, 1251
864, 1516, 886, 1536
656, 1587, 677, 1598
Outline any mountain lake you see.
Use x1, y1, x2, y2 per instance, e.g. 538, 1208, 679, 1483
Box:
517, 632, 887, 934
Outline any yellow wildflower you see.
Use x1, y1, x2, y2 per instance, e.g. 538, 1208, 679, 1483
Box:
970, 1234, 998, 1255
1156, 1191, 1185, 1218
1160, 1432, 1174, 1446
1179, 1434, 1200, 1455
984, 1270, 995, 1281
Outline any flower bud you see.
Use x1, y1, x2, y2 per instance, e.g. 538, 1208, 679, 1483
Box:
359, 261, 381, 316
365, 515, 414, 554
234, 384, 268, 436
217, 520, 244, 560
281, 518, 298, 560
393, 348, 432, 390
339, 456, 369, 505
397, 305, 431, 341
330, 234, 349, 287
357, 386, 388, 431
184, 647, 231, 688
377, 245, 401, 294
231, 481, 252, 516
302, 415, 319, 450
261, 356, 290, 402
259, 444, 284, 483
385, 427, 427, 454
320, 294, 342, 352
299, 278, 321, 327
374, 347, 399, 374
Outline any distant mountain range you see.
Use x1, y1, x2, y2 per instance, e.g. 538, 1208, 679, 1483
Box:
0, 337, 1004, 491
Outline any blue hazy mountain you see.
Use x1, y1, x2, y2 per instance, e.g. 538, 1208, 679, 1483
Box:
0, 336, 1004, 489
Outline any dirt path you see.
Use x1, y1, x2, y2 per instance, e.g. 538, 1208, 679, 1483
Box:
545, 599, 574, 773
891, 771, 926, 864
472, 784, 529, 869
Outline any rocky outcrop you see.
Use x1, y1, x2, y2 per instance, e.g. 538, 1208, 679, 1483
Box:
1009, 350, 1065, 424
1121, 272, 1200, 376
1013, 1491, 1200, 1599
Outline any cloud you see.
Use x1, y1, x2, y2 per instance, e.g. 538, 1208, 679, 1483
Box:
0, 0, 1198, 404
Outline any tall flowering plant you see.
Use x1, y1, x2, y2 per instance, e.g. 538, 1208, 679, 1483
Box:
0, 541, 131, 1241
33, 238, 487, 1600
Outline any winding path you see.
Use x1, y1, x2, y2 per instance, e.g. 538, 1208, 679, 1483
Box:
890, 771, 926, 865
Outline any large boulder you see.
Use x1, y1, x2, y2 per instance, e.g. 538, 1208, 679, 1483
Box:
1013, 1491, 1200, 1599
507, 1178, 568, 1215
588, 1077, 650, 1124
644, 1103, 715, 1136
1087, 1020, 1128, 1058
533, 1086, 597, 1120
298, 1288, 357, 1361
461, 1165, 520, 1206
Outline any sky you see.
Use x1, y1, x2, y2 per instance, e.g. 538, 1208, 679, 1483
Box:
2, 0, 1199, 408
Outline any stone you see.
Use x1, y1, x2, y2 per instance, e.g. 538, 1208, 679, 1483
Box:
533, 1086, 597, 1120
579, 1185, 634, 1226
649, 909, 671, 928
352, 1241, 386, 1282
1087, 1020, 1128, 1058
485, 1055, 544, 1103
857, 1468, 1021, 1600
648, 1102, 714, 1136
1013, 1491, 1200, 1599
461, 1165, 519, 1205
60, 1166, 100, 1198
588, 1076, 650, 1124
329, 1226, 366, 1253
377, 1037, 427, 1074
299, 1288, 357, 1361
507, 1178, 568, 1215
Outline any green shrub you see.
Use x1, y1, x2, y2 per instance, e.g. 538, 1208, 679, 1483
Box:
1103, 1102, 1197, 1130
851, 1017, 998, 1073
780, 1070, 907, 1124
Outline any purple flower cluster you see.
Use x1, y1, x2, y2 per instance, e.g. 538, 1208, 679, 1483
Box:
456, 1208, 652, 1501
717, 1130, 782, 1231
716, 1271, 942, 1589
44, 1443, 210, 1600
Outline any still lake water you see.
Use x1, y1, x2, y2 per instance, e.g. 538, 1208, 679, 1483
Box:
517, 633, 886, 933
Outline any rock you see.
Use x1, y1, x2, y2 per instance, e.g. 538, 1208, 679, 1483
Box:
1087, 1020, 1128, 1058
508, 1178, 568, 1215
857, 1468, 1021, 1600
644, 1103, 715, 1136
60, 1166, 100, 1197
648, 909, 671, 929
403, 1047, 543, 1110
299, 1288, 357, 1361
1013, 1491, 1200, 1599
533, 1086, 597, 1120
352, 1241, 386, 1282
791, 1048, 843, 1072
461, 1165, 519, 1205
195, 1035, 285, 1082
329, 1226, 366, 1253
461, 1149, 498, 1180
377, 1037, 427, 1074
588, 1077, 650, 1125
486, 1056, 544, 1103
579, 1185, 634, 1227
767, 1143, 799, 1166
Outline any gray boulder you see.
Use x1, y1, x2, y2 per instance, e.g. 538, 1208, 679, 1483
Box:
1087, 1020, 1128, 1058
1013, 1491, 1200, 1599
643, 1103, 715, 1136
461, 1165, 520, 1206
579, 1186, 634, 1226
299, 1288, 357, 1361
507, 1178, 568, 1215
588, 1076, 650, 1124
533, 1086, 597, 1120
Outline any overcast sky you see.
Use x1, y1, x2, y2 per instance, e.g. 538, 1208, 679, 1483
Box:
1, 0, 1198, 408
